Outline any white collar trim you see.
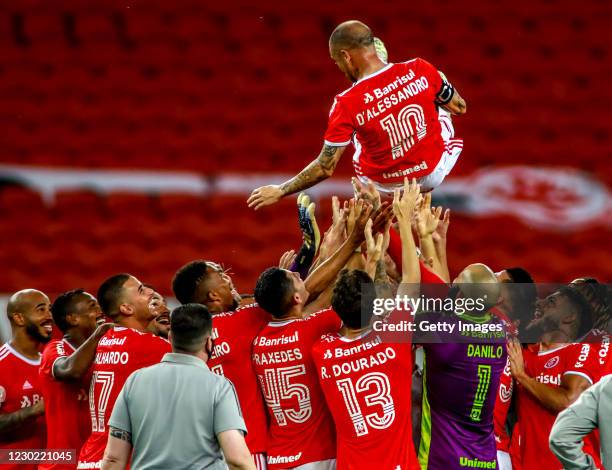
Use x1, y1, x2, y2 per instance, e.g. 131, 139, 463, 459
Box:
356, 63, 393, 84
6, 343, 41, 365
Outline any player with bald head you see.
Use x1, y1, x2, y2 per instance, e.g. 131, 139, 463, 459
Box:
415, 263, 507, 469
0, 289, 52, 469
249, 20, 466, 210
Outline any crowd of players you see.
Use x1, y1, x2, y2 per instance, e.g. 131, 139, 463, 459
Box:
0, 177, 610, 470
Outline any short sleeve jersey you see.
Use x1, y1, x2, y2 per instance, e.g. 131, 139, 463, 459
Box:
39, 339, 91, 470
324, 59, 447, 184
517, 343, 600, 469
312, 326, 419, 470
252, 309, 341, 468
77, 327, 171, 468
208, 304, 270, 454
0, 343, 46, 470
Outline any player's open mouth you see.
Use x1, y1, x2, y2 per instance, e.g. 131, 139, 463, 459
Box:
41, 320, 53, 333
96, 315, 105, 325
156, 315, 170, 325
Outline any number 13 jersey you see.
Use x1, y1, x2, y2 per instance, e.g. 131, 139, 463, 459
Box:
252, 309, 341, 469
324, 59, 462, 186
312, 326, 419, 470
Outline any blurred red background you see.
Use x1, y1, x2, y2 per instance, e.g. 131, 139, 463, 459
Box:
0, 0, 610, 299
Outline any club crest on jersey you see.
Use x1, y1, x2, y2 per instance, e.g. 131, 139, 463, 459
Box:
499, 383, 512, 403
544, 356, 560, 369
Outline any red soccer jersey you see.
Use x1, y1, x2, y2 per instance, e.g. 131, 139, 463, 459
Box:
208, 304, 270, 454
252, 309, 341, 468
583, 328, 612, 378
493, 357, 513, 452
77, 327, 171, 469
517, 343, 600, 469
39, 339, 90, 470
324, 59, 458, 185
0, 343, 46, 470
312, 326, 419, 470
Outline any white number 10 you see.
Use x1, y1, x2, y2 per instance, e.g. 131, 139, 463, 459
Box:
380, 104, 427, 160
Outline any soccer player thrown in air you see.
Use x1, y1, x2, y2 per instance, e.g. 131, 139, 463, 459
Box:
0, 289, 52, 470
251, 202, 375, 469
77, 274, 171, 470
507, 285, 602, 469
312, 177, 423, 470
248, 20, 467, 211
40, 289, 113, 470
416, 264, 507, 470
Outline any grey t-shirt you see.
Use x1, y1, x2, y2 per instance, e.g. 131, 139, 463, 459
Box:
109, 352, 247, 470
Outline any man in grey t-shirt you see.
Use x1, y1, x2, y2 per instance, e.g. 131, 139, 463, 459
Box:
101, 303, 255, 470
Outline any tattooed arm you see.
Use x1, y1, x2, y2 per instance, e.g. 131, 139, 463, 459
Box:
247, 144, 346, 210
101, 426, 132, 470
0, 399, 44, 437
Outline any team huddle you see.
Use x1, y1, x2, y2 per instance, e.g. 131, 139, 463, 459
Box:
0, 19, 610, 470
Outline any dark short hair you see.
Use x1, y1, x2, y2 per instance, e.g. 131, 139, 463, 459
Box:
51, 288, 86, 333
559, 285, 594, 338
505, 267, 535, 284
172, 260, 210, 305
170, 303, 212, 353
97, 273, 130, 318
332, 269, 375, 329
254, 268, 295, 318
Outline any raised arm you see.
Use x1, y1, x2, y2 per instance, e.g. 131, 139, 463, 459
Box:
304, 199, 371, 300
248, 144, 346, 210
415, 194, 449, 283
392, 178, 422, 297
432, 207, 451, 283
54, 323, 114, 381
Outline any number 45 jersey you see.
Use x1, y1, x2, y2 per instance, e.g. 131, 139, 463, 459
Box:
252, 308, 341, 469
77, 327, 171, 469
312, 328, 419, 470
324, 59, 463, 187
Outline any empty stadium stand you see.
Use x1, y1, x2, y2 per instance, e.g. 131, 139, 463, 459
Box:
0, 0, 610, 295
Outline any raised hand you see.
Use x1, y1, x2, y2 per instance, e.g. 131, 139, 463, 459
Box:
364, 219, 384, 265
278, 250, 297, 270
351, 199, 373, 239
248, 185, 284, 210
415, 193, 442, 238
352, 177, 381, 212
392, 178, 422, 225
432, 208, 451, 244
